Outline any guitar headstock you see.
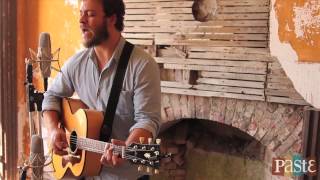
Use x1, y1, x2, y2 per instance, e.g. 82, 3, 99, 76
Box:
126, 138, 170, 174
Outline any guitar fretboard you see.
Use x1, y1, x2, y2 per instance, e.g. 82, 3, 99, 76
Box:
77, 137, 106, 154
72, 137, 126, 154
70, 136, 126, 156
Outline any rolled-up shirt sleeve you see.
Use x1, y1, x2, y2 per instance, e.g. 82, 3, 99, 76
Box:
42, 63, 74, 114
129, 58, 161, 138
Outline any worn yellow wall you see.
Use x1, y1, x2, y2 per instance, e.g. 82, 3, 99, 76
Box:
17, 0, 81, 159
274, 0, 320, 62
270, 0, 320, 108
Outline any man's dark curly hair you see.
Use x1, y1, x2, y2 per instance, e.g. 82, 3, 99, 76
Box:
102, 0, 125, 32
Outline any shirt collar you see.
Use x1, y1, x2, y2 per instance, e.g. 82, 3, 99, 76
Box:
88, 36, 126, 69
111, 36, 126, 63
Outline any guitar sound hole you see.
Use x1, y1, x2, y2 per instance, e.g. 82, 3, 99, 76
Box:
70, 131, 77, 153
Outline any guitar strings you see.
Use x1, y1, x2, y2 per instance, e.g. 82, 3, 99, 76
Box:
69, 135, 157, 152
68, 137, 156, 154
68, 136, 157, 164
69, 138, 155, 157
69, 136, 132, 152
74, 146, 150, 163
67, 143, 154, 164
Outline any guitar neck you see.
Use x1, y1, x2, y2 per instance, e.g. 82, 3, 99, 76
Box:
69, 133, 164, 171
73, 136, 162, 164
76, 137, 125, 155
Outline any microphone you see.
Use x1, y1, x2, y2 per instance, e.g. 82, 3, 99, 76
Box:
37, 32, 52, 91
21, 32, 58, 180
29, 134, 45, 180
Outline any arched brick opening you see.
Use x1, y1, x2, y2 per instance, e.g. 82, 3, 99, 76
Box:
158, 119, 266, 179
158, 94, 305, 179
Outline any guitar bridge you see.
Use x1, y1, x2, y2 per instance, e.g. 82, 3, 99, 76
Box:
66, 148, 80, 158
61, 148, 81, 166
67, 154, 80, 159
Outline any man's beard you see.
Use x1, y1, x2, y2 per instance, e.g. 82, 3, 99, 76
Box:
83, 23, 109, 48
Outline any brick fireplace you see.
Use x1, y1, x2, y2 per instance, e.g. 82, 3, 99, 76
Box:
153, 97, 305, 179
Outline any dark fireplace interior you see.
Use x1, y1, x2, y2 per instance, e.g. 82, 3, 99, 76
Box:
152, 119, 266, 180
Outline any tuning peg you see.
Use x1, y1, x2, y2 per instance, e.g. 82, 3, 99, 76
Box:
148, 138, 153, 144
156, 139, 161, 145
138, 165, 143, 172
139, 137, 145, 144
154, 169, 159, 174
146, 167, 152, 174
154, 151, 160, 156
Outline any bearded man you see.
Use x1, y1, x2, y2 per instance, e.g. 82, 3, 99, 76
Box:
42, 0, 161, 179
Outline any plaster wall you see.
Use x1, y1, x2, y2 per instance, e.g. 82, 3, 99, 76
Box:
17, 0, 82, 160
270, 0, 320, 108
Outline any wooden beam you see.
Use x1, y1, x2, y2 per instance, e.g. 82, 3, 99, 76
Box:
161, 81, 193, 89
161, 87, 265, 101
125, 1, 194, 8
163, 63, 267, 74
219, 6, 270, 13
219, 0, 269, 6
200, 71, 266, 81
267, 82, 294, 90
125, 0, 190, 2
124, 13, 269, 21
266, 96, 309, 105
155, 57, 267, 67
197, 78, 265, 88
195, 84, 265, 95
188, 46, 269, 55
155, 39, 267, 47
127, 39, 153, 45
265, 89, 303, 99
124, 27, 268, 33
188, 52, 271, 61
124, 33, 268, 41
124, 20, 268, 27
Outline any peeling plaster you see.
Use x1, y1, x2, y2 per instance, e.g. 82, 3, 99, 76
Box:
274, 0, 320, 62
270, 0, 320, 108
293, 1, 320, 44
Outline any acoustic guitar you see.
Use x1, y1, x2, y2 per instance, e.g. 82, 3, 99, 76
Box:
52, 98, 165, 179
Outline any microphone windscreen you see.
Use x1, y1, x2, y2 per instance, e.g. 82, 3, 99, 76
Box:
29, 135, 44, 180
30, 135, 44, 154
38, 32, 52, 78
39, 32, 51, 55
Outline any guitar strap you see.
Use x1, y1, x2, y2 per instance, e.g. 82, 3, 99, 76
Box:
99, 41, 134, 142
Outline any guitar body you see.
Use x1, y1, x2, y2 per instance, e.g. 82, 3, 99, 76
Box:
52, 98, 104, 179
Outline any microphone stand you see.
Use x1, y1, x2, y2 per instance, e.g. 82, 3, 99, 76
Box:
25, 59, 44, 136
20, 36, 60, 180
21, 59, 45, 180
43, 77, 48, 93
